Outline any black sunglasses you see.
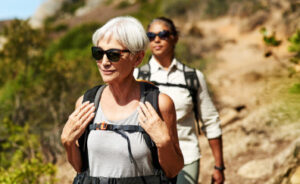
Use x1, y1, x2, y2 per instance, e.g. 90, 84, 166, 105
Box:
91, 46, 130, 62
146, 30, 171, 41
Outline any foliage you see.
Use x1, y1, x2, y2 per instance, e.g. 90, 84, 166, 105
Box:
204, 0, 229, 18
117, 1, 131, 9
130, 0, 164, 26
288, 30, 300, 64
289, 83, 300, 94
0, 118, 56, 184
0, 19, 102, 177
61, 0, 85, 15
260, 27, 281, 47
0, 19, 48, 124
45, 22, 100, 60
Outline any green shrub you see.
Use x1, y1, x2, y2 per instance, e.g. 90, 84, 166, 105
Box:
289, 83, 300, 94
0, 118, 56, 184
61, 0, 85, 15
260, 27, 281, 47
288, 30, 300, 64
45, 22, 100, 60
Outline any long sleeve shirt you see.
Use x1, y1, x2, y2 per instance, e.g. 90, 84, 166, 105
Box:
133, 57, 222, 164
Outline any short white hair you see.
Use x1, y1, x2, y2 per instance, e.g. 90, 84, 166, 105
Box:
92, 16, 149, 53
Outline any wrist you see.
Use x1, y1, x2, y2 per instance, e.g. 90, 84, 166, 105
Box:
214, 165, 226, 171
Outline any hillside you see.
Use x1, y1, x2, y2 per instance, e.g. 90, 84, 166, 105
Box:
35, 1, 300, 183
1, 0, 299, 183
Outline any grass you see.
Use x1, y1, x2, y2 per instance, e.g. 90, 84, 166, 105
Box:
262, 76, 300, 125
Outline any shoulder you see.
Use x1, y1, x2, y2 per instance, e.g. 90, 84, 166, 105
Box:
158, 93, 175, 114
75, 95, 84, 109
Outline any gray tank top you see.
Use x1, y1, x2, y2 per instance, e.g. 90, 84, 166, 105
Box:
87, 85, 155, 178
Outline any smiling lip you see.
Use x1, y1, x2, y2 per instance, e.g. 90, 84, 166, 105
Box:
153, 45, 162, 50
101, 69, 115, 75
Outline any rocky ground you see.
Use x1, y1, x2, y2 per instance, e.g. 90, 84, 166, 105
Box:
185, 16, 300, 184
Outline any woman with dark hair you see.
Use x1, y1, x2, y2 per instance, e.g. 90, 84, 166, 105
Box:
134, 17, 225, 184
61, 16, 184, 184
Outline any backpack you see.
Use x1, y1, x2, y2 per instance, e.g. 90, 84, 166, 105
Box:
137, 63, 202, 134
74, 81, 176, 184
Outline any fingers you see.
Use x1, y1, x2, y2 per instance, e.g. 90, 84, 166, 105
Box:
77, 102, 95, 120
80, 105, 95, 127
138, 102, 151, 118
144, 101, 157, 116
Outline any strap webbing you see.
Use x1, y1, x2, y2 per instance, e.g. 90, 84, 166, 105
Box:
89, 123, 145, 133
89, 123, 146, 164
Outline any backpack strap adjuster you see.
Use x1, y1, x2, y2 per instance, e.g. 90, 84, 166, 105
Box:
94, 122, 108, 130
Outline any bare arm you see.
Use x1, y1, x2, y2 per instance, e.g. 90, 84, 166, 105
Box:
209, 136, 225, 184
138, 93, 184, 178
60, 96, 95, 172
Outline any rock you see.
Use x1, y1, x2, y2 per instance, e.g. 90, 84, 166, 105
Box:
295, 64, 300, 72
29, 0, 69, 28
0, 36, 7, 51
220, 108, 239, 127
291, 167, 300, 184
238, 159, 273, 178
240, 10, 269, 33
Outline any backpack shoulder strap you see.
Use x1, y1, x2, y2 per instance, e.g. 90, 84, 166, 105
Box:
141, 82, 177, 183
139, 82, 161, 170
137, 63, 151, 81
183, 64, 202, 134
78, 84, 105, 172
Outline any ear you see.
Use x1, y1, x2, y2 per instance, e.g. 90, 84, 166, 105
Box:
173, 35, 178, 44
134, 51, 145, 67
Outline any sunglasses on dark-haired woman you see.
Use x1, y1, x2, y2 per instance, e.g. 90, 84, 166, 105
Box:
146, 30, 172, 41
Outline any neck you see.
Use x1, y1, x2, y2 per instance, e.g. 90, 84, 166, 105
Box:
107, 76, 140, 105
153, 54, 173, 70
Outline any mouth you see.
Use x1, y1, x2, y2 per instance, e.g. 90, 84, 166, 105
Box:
100, 69, 115, 75
153, 45, 162, 50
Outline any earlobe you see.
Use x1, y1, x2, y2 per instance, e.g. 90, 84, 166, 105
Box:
134, 51, 144, 67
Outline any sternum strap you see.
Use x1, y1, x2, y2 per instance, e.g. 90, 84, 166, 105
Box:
89, 123, 146, 163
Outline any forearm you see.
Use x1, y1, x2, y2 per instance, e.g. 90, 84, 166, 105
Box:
63, 141, 83, 172
208, 136, 224, 167
157, 138, 184, 178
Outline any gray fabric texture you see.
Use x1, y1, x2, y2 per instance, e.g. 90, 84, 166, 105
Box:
87, 85, 155, 178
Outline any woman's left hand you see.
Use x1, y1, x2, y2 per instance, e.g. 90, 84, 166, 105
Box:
138, 101, 171, 147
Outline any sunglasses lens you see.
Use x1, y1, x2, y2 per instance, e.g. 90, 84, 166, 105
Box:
147, 32, 156, 41
158, 31, 170, 39
106, 49, 121, 62
92, 47, 104, 60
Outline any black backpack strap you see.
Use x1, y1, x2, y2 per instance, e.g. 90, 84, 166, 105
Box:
137, 63, 151, 81
140, 82, 176, 183
183, 64, 202, 134
78, 85, 105, 172
139, 82, 161, 170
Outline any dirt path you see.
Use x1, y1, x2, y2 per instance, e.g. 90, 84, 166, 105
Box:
190, 17, 300, 184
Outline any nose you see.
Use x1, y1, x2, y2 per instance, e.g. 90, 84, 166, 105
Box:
102, 54, 111, 64
153, 35, 160, 42
97, 54, 111, 67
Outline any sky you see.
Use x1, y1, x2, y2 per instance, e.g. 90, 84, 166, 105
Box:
0, 0, 46, 21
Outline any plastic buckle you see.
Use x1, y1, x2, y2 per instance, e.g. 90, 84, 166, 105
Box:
100, 122, 107, 130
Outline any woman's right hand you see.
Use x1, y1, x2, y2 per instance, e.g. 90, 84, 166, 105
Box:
61, 101, 95, 147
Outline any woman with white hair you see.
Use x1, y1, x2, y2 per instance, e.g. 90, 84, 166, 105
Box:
61, 16, 184, 184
